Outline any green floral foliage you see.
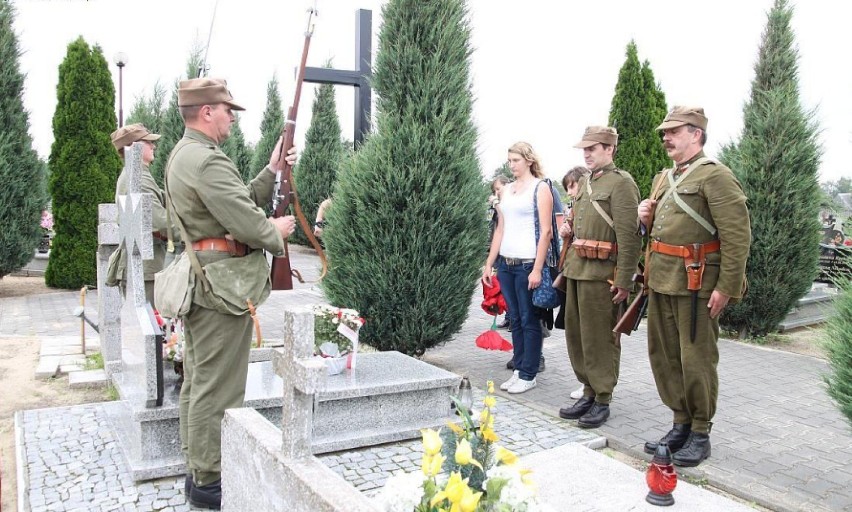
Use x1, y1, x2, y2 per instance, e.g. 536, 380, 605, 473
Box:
825, 277, 852, 425
608, 41, 670, 199
720, 0, 822, 337
45, 37, 122, 288
0, 0, 46, 278
321, 0, 487, 356
291, 80, 345, 246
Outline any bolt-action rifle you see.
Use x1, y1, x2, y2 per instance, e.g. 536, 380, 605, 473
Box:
270, 3, 328, 290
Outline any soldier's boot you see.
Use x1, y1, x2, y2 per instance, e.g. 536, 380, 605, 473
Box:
558, 396, 595, 420
671, 432, 711, 467
577, 402, 610, 429
644, 423, 692, 455
189, 479, 222, 510
184, 474, 193, 496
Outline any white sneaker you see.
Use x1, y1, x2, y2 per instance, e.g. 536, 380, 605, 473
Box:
507, 377, 537, 394
500, 370, 519, 391
570, 385, 584, 400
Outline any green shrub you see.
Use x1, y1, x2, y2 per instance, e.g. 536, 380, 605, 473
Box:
321, 0, 486, 356
45, 37, 121, 289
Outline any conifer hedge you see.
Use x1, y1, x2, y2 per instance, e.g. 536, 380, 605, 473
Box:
291, 81, 345, 246
825, 277, 852, 426
322, 0, 486, 356
608, 41, 669, 199
0, 0, 47, 278
719, 0, 821, 337
45, 37, 122, 289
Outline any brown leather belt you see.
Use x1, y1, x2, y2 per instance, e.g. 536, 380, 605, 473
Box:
191, 237, 248, 257
650, 239, 720, 259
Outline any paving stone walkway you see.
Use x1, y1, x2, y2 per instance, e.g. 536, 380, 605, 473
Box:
16, 389, 601, 511
4, 246, 852, 511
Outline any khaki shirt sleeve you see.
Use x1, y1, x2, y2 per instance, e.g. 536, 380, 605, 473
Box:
196, 153, 285, 255
706, 167, 751, 298
611, 175, 642, 289
248, 166, 277, 207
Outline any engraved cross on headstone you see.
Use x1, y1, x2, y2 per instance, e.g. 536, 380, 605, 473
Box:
274, 307, 327, 458
117, 142, 164, 407
304, 9, 372, 144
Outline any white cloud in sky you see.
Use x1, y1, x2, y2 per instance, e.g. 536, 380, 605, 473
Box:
11, 0, 851, 183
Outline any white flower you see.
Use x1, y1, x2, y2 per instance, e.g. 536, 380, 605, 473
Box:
484, 465, 537, 509
376, 471, 423, 512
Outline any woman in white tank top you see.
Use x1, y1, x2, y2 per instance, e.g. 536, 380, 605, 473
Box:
482, 142, 553, 394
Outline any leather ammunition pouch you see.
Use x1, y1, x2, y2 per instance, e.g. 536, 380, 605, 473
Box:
573, 239, 618, 260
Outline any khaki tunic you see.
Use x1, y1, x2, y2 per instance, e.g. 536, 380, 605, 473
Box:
562, 164, 641, 404
564, 163, 642, 289
645, 151, 750, 433
166, 128, 284, 485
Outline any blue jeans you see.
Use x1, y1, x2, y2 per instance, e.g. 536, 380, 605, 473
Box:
498, 259, 543, 381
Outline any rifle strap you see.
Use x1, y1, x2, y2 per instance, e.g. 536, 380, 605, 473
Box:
644, 169, 671, 290
163, 140, 211, 293
289, 172, 328, 281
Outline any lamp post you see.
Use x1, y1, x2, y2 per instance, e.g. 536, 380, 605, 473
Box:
113, 52, 128, 127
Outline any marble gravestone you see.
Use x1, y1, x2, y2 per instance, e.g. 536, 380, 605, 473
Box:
109, 143, 168, 407
96, 203, 122, 376
220, 309, 378, 511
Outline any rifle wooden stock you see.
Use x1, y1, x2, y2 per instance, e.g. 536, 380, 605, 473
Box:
613, 272, 647, 336
270, 8, 319, 291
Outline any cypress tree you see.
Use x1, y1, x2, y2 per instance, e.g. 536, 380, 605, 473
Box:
150, 45, 203, 186
220, 114, 254, 182
608, 41, 670, 198
825, 277, 852, 425
0, 0, 46, 278
126, 81, 167, 134
322, 0, 486, 356
45, 37, 122, 288
291, 81, 344, 246
250, 75, 284, 174
719, 0, 821, 337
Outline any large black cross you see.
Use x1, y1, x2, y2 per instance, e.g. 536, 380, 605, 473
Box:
305, 8, 372, 145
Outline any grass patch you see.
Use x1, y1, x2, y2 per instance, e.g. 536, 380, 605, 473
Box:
682, 475, 708, 487
84, 352, 104, 370
105, 384, 119, 401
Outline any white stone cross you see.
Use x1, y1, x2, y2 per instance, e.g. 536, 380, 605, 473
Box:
117, 142, 154, 291
274, 307, 327, 458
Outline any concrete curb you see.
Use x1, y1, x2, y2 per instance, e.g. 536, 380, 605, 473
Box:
14, 411, 29, 512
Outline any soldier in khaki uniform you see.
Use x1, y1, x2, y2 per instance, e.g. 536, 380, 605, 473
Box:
639, 106, 750, 467
558, 126, 641, 428
109, 124, 171, 305
167, 78, 297, 509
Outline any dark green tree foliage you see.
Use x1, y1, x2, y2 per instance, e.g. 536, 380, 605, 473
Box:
322, 0, 487, 356
719, 0, 822, 337
126, 81, 167, 134
150, 45, 203, 186
291, 81, 344, 246
45, 38, 122, 288
825, 277, 852, 426
220, 114, 254, 183
607, 41, 670, 198
250, 75, 284, 174
490, 162, 511, 181
0, 0, 46, 278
